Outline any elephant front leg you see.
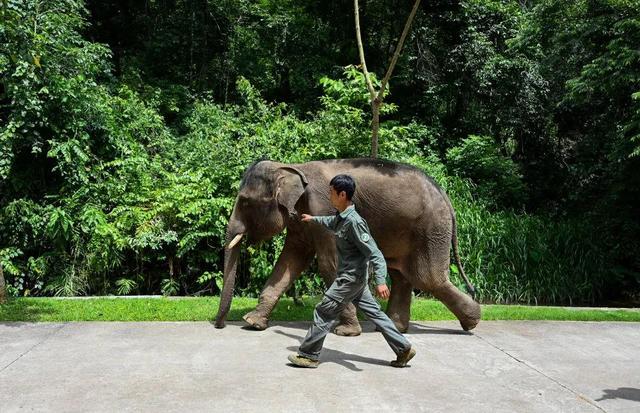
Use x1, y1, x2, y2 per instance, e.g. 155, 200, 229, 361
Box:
386, 271, 413, 333
243, 244, 313, 330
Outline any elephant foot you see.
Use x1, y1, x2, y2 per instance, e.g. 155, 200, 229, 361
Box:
460, 316, 480, 332
394, 322, 409, 334
387, 313, 409, 333
430, 281, 481, 332
458, 300, 481, 331
333, 322, 362, 337
374, 321, 408, 333
242, 311, 269, 330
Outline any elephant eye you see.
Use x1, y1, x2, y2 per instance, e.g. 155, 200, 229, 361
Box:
238, 194, 272, 209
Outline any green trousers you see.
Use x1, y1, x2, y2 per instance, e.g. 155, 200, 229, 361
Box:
297, 276, 411, 361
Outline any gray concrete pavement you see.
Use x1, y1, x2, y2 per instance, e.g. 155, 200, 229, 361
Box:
0, 320, 638, 412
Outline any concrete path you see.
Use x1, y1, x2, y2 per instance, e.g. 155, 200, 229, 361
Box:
0, 321, 638, 412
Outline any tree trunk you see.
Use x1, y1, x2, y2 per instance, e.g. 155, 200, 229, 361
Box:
371, 98, 381, 158
354, 0, 422, 158
0, 264, 7, 304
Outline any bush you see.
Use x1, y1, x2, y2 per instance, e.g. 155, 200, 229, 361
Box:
446, 135, 527, 209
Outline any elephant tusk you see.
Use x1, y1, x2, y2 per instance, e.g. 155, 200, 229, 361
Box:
226, 233, 244, 249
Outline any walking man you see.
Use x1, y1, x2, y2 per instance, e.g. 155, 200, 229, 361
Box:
288, 174, 416, 368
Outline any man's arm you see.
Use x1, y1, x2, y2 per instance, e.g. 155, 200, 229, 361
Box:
348, 220, 388, 287
301, 213, 337, 230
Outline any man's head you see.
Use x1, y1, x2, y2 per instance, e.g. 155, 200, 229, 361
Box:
329, 174, 355, 209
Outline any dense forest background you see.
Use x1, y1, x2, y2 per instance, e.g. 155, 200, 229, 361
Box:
1, 0, 639, 305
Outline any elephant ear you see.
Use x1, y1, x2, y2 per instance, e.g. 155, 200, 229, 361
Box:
275, 167, 308, 218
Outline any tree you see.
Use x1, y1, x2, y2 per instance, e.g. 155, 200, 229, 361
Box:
354, 0, 421, 157
0, 264, 6, 304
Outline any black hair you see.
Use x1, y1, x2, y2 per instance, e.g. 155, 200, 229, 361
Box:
330, 174, 356, 200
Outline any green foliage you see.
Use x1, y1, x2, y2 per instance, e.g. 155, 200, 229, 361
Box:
455, 205, 612, 305
0, 0, 637, 305
319, 65, 397, 116
0, 0, 111, 184
446, 135, 527, 209
511, 0, 640, 289
161, 278, 180, 296
115, 278, 138, 296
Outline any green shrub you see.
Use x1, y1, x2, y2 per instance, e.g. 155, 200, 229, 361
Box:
446, 135, 527, 209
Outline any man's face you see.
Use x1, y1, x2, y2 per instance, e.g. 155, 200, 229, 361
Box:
329, 186, 346, 209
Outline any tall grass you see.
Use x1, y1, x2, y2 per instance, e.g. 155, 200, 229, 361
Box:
455, 205, 609, 304
380, 154, 613, 306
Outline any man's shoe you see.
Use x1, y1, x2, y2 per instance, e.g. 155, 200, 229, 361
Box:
390, 347, 416, 368
288, 354, 320, 368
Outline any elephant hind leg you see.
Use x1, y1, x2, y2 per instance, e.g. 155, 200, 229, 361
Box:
317, 253, 361, 337
409, 248, 480, 331
386, 270, 412, 333
333, 303, 362, 336
430, 280, 481, 331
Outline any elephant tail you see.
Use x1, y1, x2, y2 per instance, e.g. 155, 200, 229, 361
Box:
451, 209, 476, 300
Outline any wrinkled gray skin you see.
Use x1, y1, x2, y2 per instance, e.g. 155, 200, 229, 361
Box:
214, 159, 481, 334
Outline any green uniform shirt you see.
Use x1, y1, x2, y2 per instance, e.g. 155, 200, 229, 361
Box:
312, 205, 387, 290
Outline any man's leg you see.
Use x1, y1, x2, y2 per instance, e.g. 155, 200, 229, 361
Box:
354, 287, 412, 356
296, 296, 346, 361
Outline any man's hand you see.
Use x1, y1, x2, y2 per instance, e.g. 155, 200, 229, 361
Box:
301, 214, 313, 222
375, 284, 390, 299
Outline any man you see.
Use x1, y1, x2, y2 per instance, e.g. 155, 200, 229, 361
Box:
288, 174, 416, 368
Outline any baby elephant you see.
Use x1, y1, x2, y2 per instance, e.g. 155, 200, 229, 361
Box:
215, 158, 480, 335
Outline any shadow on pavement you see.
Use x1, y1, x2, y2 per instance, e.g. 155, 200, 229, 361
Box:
595, 387, 640, 403
273, 329, 392, 371
211, 320, 474, 337
407, 322, 474, 335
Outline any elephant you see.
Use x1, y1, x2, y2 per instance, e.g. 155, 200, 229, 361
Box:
214, 158, 481, 334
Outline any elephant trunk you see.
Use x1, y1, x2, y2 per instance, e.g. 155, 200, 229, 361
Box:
214, 218, 245, 328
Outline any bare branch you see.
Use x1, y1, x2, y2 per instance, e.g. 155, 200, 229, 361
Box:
354, 0, 376, 99
354, 0, 421, 158
379, 0, 421, 99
